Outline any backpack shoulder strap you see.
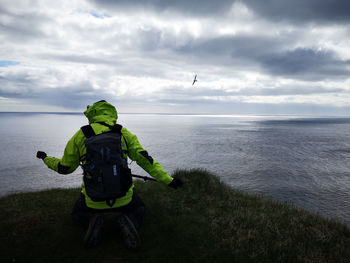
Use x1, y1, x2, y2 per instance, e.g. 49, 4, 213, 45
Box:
114, 124, 123, 133
96, 122, 123, 133
112, 124, 123, 133
81, 125, 95, 139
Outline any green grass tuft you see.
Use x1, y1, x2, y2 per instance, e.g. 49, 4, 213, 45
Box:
1, 169, 349, 263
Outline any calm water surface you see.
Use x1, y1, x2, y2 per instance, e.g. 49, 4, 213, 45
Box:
0, 112, 349, 226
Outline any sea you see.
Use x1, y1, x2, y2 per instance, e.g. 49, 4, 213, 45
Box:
0, 112, 349, 226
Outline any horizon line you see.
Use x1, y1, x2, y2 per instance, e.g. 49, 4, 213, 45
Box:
1, 111, 350, 118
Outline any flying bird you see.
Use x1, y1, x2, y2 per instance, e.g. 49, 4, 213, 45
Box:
192, 74, 197, 85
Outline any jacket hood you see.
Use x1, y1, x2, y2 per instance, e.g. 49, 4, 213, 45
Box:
84, 101, 118, 125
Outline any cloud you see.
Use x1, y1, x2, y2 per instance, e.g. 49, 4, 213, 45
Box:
230, 86, 346, 96
88, 0, 235, 17
0, 77, 107, 109
1, 0, 350, 114
168, 34, 350, 81
0, 7, 51, 42
243, 0, 350, 23
89, 0, 350, 23
161, 85, 345, 99
87, 0, 350, 25
0, 66, 104, 109
39, 53, 113, 65
258, 48, 350, 80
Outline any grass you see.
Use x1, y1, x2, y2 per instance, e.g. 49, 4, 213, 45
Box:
0, 169, 349, 263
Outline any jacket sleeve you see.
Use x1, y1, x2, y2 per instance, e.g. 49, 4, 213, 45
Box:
43, 130, 82, 174
122, 127, 173, 185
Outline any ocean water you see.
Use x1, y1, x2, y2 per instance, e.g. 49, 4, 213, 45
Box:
0, 112, 349, 226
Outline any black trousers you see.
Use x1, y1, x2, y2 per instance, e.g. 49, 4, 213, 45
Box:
71, 189, 145, 229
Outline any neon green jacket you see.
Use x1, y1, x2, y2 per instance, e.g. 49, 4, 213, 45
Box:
43, 101, 173, 209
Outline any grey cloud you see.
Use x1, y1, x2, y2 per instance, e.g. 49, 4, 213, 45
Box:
1, 70, 349, 115
160, 87, 222, 99
240, 86, 345, 96
171, 34, 280, 71
169, 34, 350, 81
244, 0, 350, 23
173, 34, 287, 62
89, 0, 235, 17
30, 84, 107, 109
0, 7, 50, 42
0, 72, 37, 96
2, 0, 350, 114
22, 31, 350, 83
258, 48, 350, 80
161, 85, 345, 99
89, 0, 350, 24
137, 28, 162, 51
39, 53, 113, 65
0, 72, 108, 109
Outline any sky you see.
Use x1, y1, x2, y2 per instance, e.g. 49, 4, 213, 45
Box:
1, 0, 350, 115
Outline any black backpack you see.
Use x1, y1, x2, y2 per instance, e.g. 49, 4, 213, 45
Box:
80, 122, 132, 206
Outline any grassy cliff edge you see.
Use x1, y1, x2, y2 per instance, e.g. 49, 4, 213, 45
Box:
1, 169, 349, 263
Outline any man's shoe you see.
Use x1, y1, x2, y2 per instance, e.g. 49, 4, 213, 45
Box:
117, 214, 141, 250
84, 214, 105, 248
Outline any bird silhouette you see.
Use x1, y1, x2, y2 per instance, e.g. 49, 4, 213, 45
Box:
192, 74, 197, 85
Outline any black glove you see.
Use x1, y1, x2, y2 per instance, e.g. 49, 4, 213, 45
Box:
168, 178, 183, 189
36, 151, 47, 160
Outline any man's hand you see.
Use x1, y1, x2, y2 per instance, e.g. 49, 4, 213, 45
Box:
36, 151, 47, 160
168, 178, 183, 189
